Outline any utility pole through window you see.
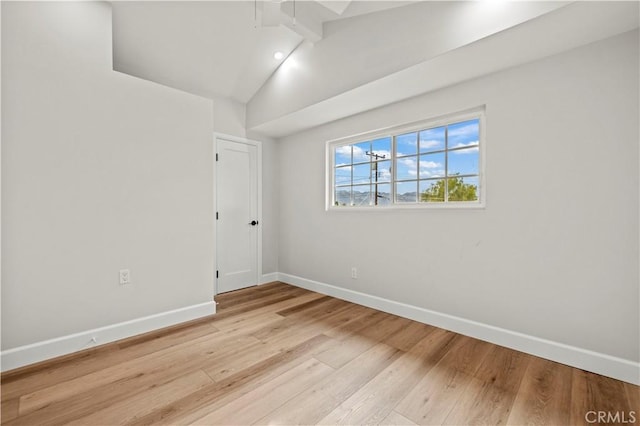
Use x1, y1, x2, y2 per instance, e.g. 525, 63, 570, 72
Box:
366, 151, 386, 205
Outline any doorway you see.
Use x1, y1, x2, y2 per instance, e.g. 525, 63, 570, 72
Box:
214, 134, 262, 295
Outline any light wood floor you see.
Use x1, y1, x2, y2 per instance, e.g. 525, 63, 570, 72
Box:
1, 282, 638, 425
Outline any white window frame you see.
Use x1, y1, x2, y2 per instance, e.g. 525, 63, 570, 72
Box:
326, 107, 486, 211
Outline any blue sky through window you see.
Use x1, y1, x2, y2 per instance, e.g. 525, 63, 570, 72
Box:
396, 132, 417, 157
420, 126, 445, 153
333, 117, 480, 206
447, 119, 479, 177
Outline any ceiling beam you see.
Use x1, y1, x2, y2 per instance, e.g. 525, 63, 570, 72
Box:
247, 2, 639, 138
280, 1, 323, 43
315, 0, 352, 16
261, 1, 282, 27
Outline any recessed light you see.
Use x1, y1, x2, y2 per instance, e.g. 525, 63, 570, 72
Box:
274, 51, 284, 60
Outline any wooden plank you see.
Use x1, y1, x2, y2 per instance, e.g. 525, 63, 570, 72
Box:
15, 333, 259, 420
314, 332, 382, 369
570, 368, 633, 425
126, 334, 333, 426
313, 310, 395, 370
202, 305, 370, 383
256, 342, 402, 425
203, 297, 350, 381
216, 281, 291, 303
435, 335, 493, 376
250, 298, 346, 341
252, 302, 367, 350
203, 339, 282, 382
208, 312, 284, 336
2, 321, 219, 402
209, 291, 323, 330
215, 281, 285, 300
0, 342, 119, 385
443, 346, 531, 425
322, 308, 387, 340
216, 285, 309, 312
625, 382, 640, 413
193, 359, 334, 425
274, 297, 353, 326
312, 310, 411, 372
212, 291, 306, 320
383, 320, 436, 352
66, 370, 213, 425
356, 311, 414, 343
507, 357, 573, 425
318, 328, 457, 425
472, 345, 533, 391
14, 329, 249, 411
276, 295, 333, 316
0, 399, 19, 423
397, 367, 474, 425
395, 335, 492, 424
380, 410, 418, 426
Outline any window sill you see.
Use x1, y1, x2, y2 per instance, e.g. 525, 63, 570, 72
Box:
326, 202, 486, 211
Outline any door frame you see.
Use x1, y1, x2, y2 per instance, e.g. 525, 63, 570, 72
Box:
213, 132, 263, 297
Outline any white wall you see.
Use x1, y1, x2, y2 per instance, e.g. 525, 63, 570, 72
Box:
277, 30, 639, 363
1, 2, 215, 350
214, 97, 247, 138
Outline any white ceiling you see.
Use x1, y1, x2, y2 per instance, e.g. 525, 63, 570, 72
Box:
112, 2, 301, 103
332, 0, 418, 20
111, 1, 413, 103
249, 1, 640, 137
112, 1, 639, 138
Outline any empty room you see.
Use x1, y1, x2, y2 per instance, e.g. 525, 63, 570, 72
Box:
1, 1, 638, 424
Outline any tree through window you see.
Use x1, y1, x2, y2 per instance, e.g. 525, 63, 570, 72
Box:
330, 112, 483, 208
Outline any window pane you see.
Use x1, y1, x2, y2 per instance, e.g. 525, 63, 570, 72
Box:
419, 153, 445, 179
420, 126, 445, 153
373, 160, 391, 183
335, 187, 351, 206
335, 166, 351, 186
419, 179, 445, 203
396, 132, 417, 157
353, 141, 370, 163
335, 145, 352, 166
396, 156, 418, 181
371, 137, 391, 160
448, 147, 479, 176
448, 119, 479, 149
447, 176, 479, 202
352, 184, 372, 206
374, 183, 391, 206
352, 163, 372, 185
330, 114, 481, 208
396, 181, 417, 203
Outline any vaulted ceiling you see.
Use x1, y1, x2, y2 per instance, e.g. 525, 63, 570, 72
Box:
112, 1, 640, 138
112, 1, 415, 103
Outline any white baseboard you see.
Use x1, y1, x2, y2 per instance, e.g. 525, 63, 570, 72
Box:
1, 301, 217, 372
261, 272, 279, 285
278, 272, 640, 385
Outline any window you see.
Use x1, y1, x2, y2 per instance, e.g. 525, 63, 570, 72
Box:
328, 110, 484, 209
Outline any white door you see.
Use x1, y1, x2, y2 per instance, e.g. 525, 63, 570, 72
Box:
216, 138, 259, 294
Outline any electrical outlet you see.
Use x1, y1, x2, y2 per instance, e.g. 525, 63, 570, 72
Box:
119, 269, 131, 285
351, 267, 358, 279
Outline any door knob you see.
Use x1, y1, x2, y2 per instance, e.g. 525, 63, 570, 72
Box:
249, 220, 259, 226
